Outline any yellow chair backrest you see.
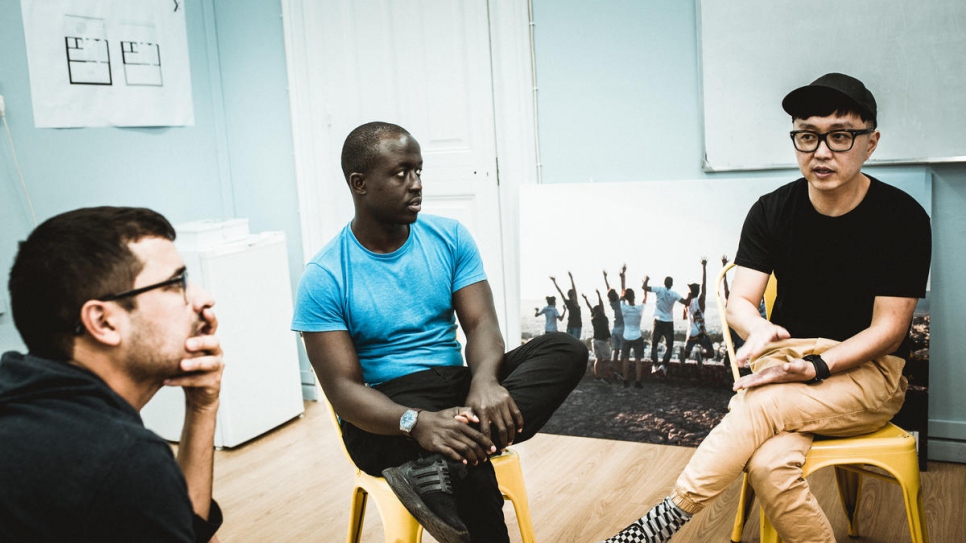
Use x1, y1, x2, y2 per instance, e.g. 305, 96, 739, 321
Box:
715, 262, 776, 381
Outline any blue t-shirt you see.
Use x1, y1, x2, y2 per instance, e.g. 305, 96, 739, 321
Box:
620, 302, 643, 341
292, 215, 487, 385
536, 306, 561, 332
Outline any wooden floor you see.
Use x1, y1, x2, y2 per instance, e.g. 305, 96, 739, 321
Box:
205, 401, 965, 542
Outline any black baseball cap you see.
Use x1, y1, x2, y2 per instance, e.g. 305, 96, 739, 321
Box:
782, 73, 877, 124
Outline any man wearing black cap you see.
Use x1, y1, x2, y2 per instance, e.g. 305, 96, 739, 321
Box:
600, 73, 931, 543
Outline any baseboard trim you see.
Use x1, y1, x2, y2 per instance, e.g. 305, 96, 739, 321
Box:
927, 438, 966, 464
301, 383, 320, 401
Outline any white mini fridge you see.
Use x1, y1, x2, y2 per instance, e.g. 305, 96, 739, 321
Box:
141, 227, 304, 448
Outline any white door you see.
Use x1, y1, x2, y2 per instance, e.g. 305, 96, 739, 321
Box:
286, 0, 508, 334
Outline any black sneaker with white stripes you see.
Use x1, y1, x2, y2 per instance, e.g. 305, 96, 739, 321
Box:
598, 497, 691, 543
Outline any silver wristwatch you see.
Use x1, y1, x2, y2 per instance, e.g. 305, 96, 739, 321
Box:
399, 408, 421, 435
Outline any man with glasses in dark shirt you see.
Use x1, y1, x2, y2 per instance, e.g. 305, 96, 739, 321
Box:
600, 73, 930, 543
0, 207, 224, 542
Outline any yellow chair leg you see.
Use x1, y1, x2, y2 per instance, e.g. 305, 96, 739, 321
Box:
731, 473, 756, 542
894, 462, 929, 543
349, 471, 424, 543
493, 450, 537, 543
905, 485, 929, 543
759, 509, 781, 543
833, 467, 862, 537
374, 502, 422, 543
347, 486, 368, 543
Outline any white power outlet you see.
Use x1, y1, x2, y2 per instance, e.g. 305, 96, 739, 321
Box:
0, 94, 5, 116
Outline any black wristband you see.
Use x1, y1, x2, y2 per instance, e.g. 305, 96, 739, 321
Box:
803, 354, 831, 385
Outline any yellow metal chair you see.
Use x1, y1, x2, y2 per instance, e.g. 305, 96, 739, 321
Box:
324, 399, 537, 543
715, 263, 928, 543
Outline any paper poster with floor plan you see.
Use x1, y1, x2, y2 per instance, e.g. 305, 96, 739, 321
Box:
21, 0, 193, 128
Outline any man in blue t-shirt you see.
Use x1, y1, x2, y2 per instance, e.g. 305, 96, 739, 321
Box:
293, 122, 586, 543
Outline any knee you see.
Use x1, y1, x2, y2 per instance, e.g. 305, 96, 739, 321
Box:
747, 447, 800, 481
747, 455, 807, 499
541, 332, 590, 382
745, 434, 810, 491
552, 333, 589, 380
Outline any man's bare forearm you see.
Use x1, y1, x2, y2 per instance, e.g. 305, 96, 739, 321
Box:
177, 404, 217, 520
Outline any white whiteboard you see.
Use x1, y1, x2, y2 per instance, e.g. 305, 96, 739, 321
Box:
698, 0, 966, 171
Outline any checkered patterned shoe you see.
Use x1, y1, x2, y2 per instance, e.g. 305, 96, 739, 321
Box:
597, 519, 650, 542
597, 497, 689, 543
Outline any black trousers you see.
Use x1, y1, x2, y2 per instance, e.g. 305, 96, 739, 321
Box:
342, 332, 587, 543
651, 319, 675, 364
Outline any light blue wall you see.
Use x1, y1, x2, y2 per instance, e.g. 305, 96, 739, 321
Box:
533, 0, 705, 183
532, 0, 966, 461
0, 0, 306, 379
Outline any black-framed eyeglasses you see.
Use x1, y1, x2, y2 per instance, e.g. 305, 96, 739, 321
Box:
789, 128, 875, 153
73, 271, 189, 336
100, 270, 188, 304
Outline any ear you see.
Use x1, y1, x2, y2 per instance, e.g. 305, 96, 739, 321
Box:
865, 130, 880, 159
348, 172, 367, 195
78, 300, 124, 347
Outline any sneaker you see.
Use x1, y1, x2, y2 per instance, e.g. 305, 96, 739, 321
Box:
382, 455, 471, 543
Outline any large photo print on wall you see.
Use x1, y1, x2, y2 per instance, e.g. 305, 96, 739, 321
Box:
519, 176, 931, 454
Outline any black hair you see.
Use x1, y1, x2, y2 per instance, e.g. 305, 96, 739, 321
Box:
341, 121, 411, 181
9, 206, 176, 361
606, 288, 619, 302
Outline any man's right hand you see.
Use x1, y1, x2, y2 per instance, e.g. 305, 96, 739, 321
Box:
410, 407, 497, 466
733, 320, 791, 369
168, 306, 224, 414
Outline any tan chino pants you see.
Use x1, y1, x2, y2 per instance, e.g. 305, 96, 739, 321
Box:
669, 338, 906, 543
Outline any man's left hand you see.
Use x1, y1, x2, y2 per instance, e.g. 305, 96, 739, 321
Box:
732, 357, 815, 391
465, 379, 524, 451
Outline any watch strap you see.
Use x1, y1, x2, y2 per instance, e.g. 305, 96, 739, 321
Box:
803, 354, 831, 385
399, 408, 422, 434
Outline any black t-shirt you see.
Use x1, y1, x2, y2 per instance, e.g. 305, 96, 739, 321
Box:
565, 299, 582, 328
734, 176, 931, 352
591, 313, 611, 340
0, 352, 222, 543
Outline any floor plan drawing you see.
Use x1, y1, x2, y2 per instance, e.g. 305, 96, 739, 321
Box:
64, 15, 111, 85
23, 0, 194, 127
121, 41, 163, 86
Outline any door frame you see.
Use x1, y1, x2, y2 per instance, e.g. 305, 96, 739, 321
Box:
280, 0, 537, 343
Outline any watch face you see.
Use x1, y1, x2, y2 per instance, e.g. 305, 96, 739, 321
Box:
400, 409, 419, 433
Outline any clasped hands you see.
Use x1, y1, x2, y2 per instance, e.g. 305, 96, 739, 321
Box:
409, 380, 523, 466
